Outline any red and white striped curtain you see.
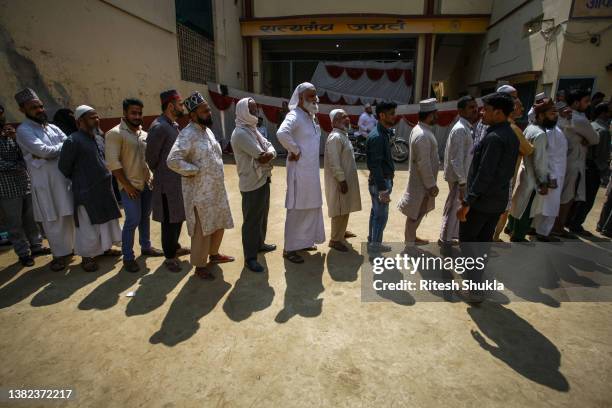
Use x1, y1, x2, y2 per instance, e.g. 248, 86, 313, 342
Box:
311, 61, 414, 105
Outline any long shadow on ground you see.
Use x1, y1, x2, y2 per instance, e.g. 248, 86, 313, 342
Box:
150, 265, 231, 346
468, 302, 570, 391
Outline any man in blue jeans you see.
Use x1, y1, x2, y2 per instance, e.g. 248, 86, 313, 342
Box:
105, 98, 163, 272
366, 101, 397, 252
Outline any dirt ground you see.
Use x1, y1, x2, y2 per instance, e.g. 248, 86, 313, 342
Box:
0, 159, 611, 408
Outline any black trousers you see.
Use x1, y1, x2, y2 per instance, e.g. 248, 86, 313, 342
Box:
161, 194, 183, 259
598, 189, 612, 234
241, 179, 270, 261
459, 208, 501, 284
567, 163, 601, 231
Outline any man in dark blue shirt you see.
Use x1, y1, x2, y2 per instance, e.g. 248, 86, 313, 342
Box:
366, 101, 396, 251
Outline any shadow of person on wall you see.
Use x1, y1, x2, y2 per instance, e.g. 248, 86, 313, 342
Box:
275, 252, 325, 323
125, 260, 190, 317
326, 244, 363, 282
223, 257, 275, 322
78, 258, 150, 311
150, 265, 231, 346
468, 302, 570, 392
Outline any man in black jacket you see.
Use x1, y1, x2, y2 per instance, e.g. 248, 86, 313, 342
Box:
457, 92, 518, 302
58, 105, 122, 272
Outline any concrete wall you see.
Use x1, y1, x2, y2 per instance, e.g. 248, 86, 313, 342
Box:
465, 0, 574, 87
213, 0, 245, 89
557, 19, 612, 95
0, 0, 214, 122
253, 0, 426, 17
439, 0, 491, 14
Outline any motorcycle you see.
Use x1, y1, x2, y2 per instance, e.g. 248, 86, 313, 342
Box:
349, 128, 410, 163
348, 128, 367, 161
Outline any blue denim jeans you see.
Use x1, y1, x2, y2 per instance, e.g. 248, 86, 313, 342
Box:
368, 179, 393, 244
120, 186, 153, 261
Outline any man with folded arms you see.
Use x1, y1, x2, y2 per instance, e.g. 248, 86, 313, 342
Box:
230, 97, 277, 273
0, 103, 50, 266
14, 88, 74, 271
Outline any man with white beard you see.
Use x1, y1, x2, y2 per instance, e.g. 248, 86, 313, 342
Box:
277, 82, 325, 264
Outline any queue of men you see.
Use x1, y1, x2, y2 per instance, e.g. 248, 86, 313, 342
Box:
0, 84, 610, 292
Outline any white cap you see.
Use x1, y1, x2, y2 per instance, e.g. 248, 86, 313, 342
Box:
419, 98, 437, 113
75, 105, 95, 120
497, 84, 517, 94
329, 108, 346, 124
535, 92, 546, 102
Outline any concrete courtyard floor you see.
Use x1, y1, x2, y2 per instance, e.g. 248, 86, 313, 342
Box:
0, 158, 611, 407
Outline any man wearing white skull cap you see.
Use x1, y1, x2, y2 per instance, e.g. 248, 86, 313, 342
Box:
59, 105, 122, 271
398, 98, 439, 246
324, 109, 361, 252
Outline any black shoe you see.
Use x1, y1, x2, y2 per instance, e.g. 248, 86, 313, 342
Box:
19, 256, 34, 267
141, 247, 164, 257
123, 260, 140, 273
30, 246, 51, 256
245, 259, 265, 273
258, 243, 277, 253
50, 257, 66, 271
283, 251, 304, 264
571, 228, 594, 237
367, 243, 392, 253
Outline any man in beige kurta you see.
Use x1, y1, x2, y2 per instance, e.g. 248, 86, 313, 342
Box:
398, 99, 440, 246
324, 109, 362, 252
167, 92, 234, 280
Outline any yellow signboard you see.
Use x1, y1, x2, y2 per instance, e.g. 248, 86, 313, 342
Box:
240, 16, 490, 37
571, 0, 612, 19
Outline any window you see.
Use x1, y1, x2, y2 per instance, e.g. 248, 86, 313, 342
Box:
523, 15, 544, 37
177, 23, 216, 84
488, 39, 500, 53
175, 0, 216, 84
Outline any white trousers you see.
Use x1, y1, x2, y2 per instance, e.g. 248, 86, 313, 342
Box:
41, 215, 75, 257
284, 208, 325, 252
534, 214, 556, 236
74, 206, 122, 257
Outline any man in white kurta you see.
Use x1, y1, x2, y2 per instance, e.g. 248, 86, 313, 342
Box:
554, 92, 599, 237
509, 98, 558, 241
533, 123, 567, 240
14, 88, 74, 271
324, 109, 362, 252
357, 104, 377, 137
398, 99, 439, 246
439, 96, 478, 246
167, 92, 234, 280
277, 82, 325, 264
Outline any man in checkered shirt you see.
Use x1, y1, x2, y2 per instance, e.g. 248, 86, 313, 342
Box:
0, 104, 50, 266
